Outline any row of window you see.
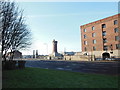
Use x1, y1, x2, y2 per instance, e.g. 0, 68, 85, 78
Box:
84, 47, 97, 51
84, 46, 97, 51
103, 44, 120, 51
83, 28, 119, 39
83, 20, 118, 32
102, 28, 119, 36
103, 36, 119, 43
83, 33, 96, 39
84, 36, 119, 45
84, 44, 120, 51
84, 40, 96, 45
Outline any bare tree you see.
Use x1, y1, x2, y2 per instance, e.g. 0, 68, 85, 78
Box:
0, 0, 31, 60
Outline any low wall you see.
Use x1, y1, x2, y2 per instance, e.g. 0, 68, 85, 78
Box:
64, 55, 95, 61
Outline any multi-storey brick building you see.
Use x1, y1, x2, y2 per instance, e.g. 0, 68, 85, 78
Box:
80, 14, 120, 60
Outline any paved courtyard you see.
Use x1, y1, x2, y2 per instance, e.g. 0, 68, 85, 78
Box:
25, 60, 120, 75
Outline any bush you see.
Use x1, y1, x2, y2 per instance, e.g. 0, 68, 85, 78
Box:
18, 60, 26, 69
2, 61, 17, 70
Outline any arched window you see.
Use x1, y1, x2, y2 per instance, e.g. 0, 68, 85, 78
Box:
92, 33, 96, 37
102, 24, 106, 28
93, 40, 96, 44
84, 47, 87, 51
84, 41, 87, 45
92, 26, 95, 30
102, 31, 106, 36
114, 28, 118, 33
84, 29, 86, 32
103, 38, 107, 43
84, 35, 87, 38
114, 20, 118, 25
103, 46, 108, 51
93, 46, 96, 51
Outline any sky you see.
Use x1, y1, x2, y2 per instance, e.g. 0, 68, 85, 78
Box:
16, 1, 118, 55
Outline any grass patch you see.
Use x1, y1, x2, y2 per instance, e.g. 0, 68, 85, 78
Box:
3, 67, 119, 88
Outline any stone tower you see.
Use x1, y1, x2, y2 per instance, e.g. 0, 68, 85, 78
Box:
49, 39, 62, 58
52, 39, 58, 53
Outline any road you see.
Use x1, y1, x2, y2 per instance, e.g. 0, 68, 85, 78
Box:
25, 60, 120, 75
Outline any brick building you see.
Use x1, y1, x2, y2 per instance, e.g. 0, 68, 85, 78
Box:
80, 14, 120, 60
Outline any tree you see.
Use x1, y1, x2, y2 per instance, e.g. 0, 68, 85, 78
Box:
0, 0, 31, 60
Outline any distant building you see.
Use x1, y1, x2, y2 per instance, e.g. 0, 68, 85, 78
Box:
33, 50, 35, 58
22, 55, 33, 59
36, 50, 39, 58
80, 14, 120, 60
63, 51, 90, 61
7, 50, 22, 60
63, 52, 76, 55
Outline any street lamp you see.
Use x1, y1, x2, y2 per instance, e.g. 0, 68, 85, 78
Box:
110, 44, 113, 54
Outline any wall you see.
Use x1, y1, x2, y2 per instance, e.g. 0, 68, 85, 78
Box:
82, 50, 120, 58
81, 14, 120, 52
64, 55, 95, 61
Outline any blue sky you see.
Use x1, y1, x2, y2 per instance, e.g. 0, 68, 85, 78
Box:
18, 2, 118, 55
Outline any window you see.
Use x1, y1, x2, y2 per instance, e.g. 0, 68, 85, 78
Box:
93, 46, 96, 51
92, 33, 96, 37
84, 41, 87, 45
84, 29, 86, 32
103, 38, 107, 43
84, 35, 87, 39
92, 26, 95, 30
114, 28, 118, 33
114, 20, 118, 25
84, 47, 87, 51
116, 44, 120, 49
102, 24, 106, 28
103, 46, 108, 51
115, 36, 119, 41
93, 40, 96, 44
102, 31, 106, 36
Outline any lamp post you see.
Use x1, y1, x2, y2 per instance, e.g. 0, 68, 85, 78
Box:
91, 49, 93, 61
110, 44, 113, 54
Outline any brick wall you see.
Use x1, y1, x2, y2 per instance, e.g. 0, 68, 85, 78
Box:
81, 14, 120, 52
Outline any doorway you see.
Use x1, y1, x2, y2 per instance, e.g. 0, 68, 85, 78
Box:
102, 52, 110, 60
